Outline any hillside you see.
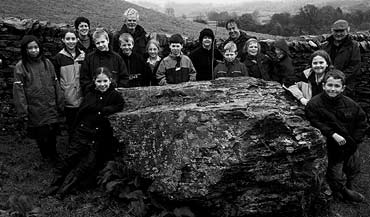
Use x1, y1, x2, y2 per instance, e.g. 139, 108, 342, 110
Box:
0, 0, 279, 40
0, 0, 229, 39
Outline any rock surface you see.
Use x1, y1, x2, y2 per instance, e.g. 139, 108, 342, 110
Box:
110, 77, 328, 217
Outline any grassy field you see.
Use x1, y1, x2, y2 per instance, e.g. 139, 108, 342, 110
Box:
0, 0, 279, 40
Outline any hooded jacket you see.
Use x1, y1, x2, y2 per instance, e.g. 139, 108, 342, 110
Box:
189, 29, 223, 81
156, 53, 196, 85
53, 48, 85, 108
271, 39, 296, 86
13, 35, 63, 127
112, 24, 148, 58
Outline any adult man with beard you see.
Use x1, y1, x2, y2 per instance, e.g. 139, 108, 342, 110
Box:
112, 8, 148, 58
223, 19, 254, 62
322, 19, 361, 98
189, 28, 223, 81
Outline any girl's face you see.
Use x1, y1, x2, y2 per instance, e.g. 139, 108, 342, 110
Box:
247, 42, 259, 56
77, 22, 90, 37
62, 32, 77, 51
311, 55, 328, 75
148, 43, 159, 58
94, 73, 111, 92
27, 41, 40, 58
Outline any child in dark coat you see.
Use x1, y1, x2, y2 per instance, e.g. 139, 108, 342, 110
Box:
214, 41, 248, 78
13, 35, 64, 163
271, 39, 296, 86
305, 69, 368, 202
48, 67, 125, 198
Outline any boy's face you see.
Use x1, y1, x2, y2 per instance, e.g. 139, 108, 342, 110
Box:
77, 22, 89, 37
95, 35, 109, 51
323, 77, 345, 98
120, 40, 133, 56
224, 50, 237, 62
27, 41, 40, 58
63, 32, 77, 51
170, 43, 182, 56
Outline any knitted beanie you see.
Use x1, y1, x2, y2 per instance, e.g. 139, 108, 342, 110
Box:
199, 28, 214, 42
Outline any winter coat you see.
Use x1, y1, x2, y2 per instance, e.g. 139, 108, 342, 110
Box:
53, 48, 85, 108
13, 58, 64, 127
214, 59, 249, 78
305, 92, 368, 159
156, 53, 196, 85
119, 51, 151, 87
243, 53, 274, 81
223, 31, 254, 62
189, 46, 223, 81
80, 49, 129, 95
112, 24, 148, 58
322, 35, 361, 90
271, 55, 296, 87
76, 34, 95, 55
286, 68, 324, 102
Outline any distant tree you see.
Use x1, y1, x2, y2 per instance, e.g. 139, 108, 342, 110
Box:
181, 14, 187, 20
318, 6, 343, 29
270, 12, 291, 26
165, 7, 175, 17
238, 13, 258, 31
194, 15, 207, 24
293, 4, 321, 34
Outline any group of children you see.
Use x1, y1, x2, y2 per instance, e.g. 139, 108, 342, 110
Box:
12, 15, 368, 202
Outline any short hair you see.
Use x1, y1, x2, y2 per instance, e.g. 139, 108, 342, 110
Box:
243, 38, 260, 54
309, 50, 332, 66
146, 39, 161, 52
225, 19, 239, 29
323, 69, 346, 85
74, 17, 90, 29
61, 27, 77, 39
119, 33, 134, 44
92, 28, 109, 42
223, 41, 237, 53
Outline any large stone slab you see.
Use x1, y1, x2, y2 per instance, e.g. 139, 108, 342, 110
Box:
112, 77, 327, 216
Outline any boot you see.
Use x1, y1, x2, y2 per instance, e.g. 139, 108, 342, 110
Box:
342, 187, 365, 202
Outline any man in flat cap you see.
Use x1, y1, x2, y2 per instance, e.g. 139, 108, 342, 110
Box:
322, 19, 361, 98
112, 8, 148, 58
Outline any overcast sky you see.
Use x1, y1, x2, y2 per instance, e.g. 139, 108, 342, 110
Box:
127, 0, 284, 6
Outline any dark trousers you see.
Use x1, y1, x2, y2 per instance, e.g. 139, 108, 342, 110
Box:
29, 123, 59, 160
64, 107, 79, 131
326, 148, 360, 192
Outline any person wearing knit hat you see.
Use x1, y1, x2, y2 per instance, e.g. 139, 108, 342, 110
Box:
243, 38, 274, 81
189, 28, 223, 81
112, 7, 148, 58
156, 33, 196, 85
321, 19, 361, 98
271, 39, 296, 87
74, 17, 95, 54
13, 35, 63, 164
